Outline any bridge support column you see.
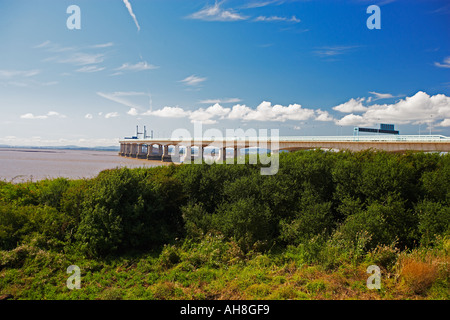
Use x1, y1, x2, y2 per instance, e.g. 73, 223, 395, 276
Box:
146, 144, 160, 160
162, 145, 171, 162
126, 143, 133, 157
194, 146, 203, 164
172, 145, 180, 163
184, 146, 193, 163
131, 143, 138, 158
219, 147, 226, 163
137, 144, 146, 159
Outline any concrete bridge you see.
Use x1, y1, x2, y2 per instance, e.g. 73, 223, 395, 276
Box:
118, 135, 450, 163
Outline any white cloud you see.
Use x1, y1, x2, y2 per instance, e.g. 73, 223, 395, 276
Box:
20, 113, 47, 120
97, 91, 150, 110
188, 1, 248, 21
76, 65, 105, 73
127, 108, 139, 116
122, 0, 141, 31
188, 103, 231, 124
144, 106, 191, 118
333, 98, 368, 113
199, 98, 242, 104
145, 101, 316, 124
336, 114, 373, 127
33, 40, 51, 49
434, 56, 450, 68
241, 101, 315, 122
58, 53, 105, 66
180, 75, 207, 86
228, 104, 253, 120
0, 69, 40, 78
437, 119, 450, 127
367, 91, 404, 102
20, 111, 66, 120
253, 15, 300, 23
314, 45, 360, 57
315, 109, 335, 122
90, 42, 114, 48
240, 1, 283, 9
105, 112, 119, 119
85, 113, 93, 120
116, 61, 158, 72
335, 91, 450, 126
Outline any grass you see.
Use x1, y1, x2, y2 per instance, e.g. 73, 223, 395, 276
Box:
1, 234, 448, 300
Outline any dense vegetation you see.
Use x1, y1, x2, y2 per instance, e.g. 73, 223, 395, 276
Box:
0, 150, 449, 300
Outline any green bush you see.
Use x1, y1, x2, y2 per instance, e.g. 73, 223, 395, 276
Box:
416, 200, 450, 245
75, 167, 185, 256
280, 201, 334, 245
212, 197, 274, 252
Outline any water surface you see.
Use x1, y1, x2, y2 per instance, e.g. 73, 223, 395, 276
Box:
0, 148, 166, 183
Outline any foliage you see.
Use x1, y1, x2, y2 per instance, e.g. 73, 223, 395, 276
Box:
0, 150, 449, 299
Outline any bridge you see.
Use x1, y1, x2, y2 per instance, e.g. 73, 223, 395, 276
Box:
118, 135, 450, 163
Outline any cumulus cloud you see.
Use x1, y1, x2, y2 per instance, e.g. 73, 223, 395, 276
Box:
127, 108, 139, 116
334, 91, 450, 126
333, 98, 368, 113
20, 111, 66, 120
315, 109, 335, 122
240, 101, 315, 122
85, 113, 93, 120
143, 106, 191, 118
145, 101, 316, 124
336, 114, 373, 127
437, 119, 450, 127
105, 112, 119, 119
189, 103, 231, 124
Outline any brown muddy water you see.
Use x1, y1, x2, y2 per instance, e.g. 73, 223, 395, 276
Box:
0, 148, 167, 183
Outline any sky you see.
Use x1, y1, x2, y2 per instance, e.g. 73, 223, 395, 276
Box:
0, 0, 449, 147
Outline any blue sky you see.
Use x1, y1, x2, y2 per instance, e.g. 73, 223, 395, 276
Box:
0, 0, 449, 147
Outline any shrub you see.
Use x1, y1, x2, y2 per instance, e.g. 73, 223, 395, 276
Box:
75, 168, 184, 256
212, 197, 274, 253
279, 201, 334, 246
37, 178, 71, 210
399, 256, 440, 295
181, 202, 212, 239
416, 200, 450, 245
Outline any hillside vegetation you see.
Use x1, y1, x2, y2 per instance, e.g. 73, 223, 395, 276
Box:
0, 150, 449, 300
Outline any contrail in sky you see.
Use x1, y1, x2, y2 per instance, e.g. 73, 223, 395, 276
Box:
123, 0, 141, 31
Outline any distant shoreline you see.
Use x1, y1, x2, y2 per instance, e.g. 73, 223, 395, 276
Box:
0, 145, 120, 152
